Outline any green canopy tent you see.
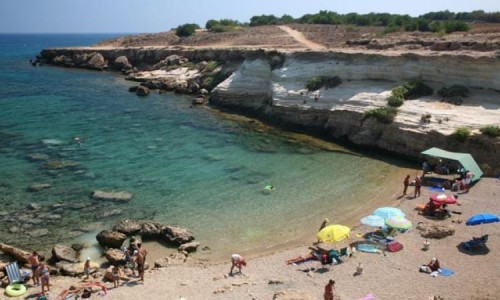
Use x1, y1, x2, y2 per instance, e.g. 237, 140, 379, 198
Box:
420, 147, 483, 182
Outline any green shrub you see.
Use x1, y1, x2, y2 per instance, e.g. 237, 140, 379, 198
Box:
391, 86, 408, 99
387, 94, 404, 107
203, 61, 220, 73
175, 23, 200, 37
453, 127, 471, 142
437, 85, 469, 98
305, 76, 342, 91
383, 25, 401, 34
402, 79, 433, 99
363, 107, 398, 124
306, 76, 328, 91
480, 126, 500, 138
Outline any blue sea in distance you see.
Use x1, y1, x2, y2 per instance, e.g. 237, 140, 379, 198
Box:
0, 34, 411, 261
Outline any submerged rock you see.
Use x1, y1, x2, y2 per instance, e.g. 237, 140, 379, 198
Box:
90, 190, 133, 202
113, 219, 142, 235
27, 183, 52, 192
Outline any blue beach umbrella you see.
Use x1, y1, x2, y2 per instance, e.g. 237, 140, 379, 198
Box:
373, 207, 405, 219
466, 213, 500, 226
360, 215, 385, 227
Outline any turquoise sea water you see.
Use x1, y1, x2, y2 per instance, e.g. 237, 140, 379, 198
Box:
0, 34, 411, 261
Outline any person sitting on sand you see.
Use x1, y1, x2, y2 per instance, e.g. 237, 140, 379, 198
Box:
229, 254, 247, 275
420, 257, 440, 273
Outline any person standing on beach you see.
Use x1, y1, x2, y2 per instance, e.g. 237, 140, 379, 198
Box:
403, 174, 410, 196
28, 251, 40, 286
414, 176, 422, 198
229, 254, 247, 275
84, 257, 91, 279
136, 251, 145, 282
324, 279, 335, 300
38, 263, 50, 293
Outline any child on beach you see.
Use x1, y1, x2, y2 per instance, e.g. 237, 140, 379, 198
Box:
112, 266, 121, 288
84, 257, 91, 279
324, 279, 335, 300
229, 254, 247, 275
38, 263, 50, 293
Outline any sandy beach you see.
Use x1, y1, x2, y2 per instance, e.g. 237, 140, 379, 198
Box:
16, 176, 498, 300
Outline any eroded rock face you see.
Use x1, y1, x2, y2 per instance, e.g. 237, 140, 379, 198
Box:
113, 56, 132, 71
52, 244, 78, 263
96, 230, 127, 249
136, 85, 150, 96
417, 222, 455, 239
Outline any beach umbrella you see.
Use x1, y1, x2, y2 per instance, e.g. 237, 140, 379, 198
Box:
317, 224, 351, 243
466, 213, 500, 226
373, 207, 405, 219
466, 213, 499, 235
430, 193, 457, 205
360, 215, 385, 227
385, 215, 412, 230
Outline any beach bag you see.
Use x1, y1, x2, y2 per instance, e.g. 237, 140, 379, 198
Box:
82, 289, 91, 298
387, 241, 403, 252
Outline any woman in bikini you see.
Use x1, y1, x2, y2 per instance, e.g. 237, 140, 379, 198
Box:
38, 263, 50, 293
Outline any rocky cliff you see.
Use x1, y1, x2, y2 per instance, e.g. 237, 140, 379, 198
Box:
38, 47, 500, 175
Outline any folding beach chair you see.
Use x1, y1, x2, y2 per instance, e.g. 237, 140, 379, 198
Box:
462, 234, 488, 250
5, 261, 23, 283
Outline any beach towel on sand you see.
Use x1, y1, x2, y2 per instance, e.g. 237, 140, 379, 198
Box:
439, 268, 454, 276
357, 244, 379, 253
427, 186, 445, 192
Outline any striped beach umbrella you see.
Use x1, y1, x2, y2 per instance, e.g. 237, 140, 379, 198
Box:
385, 215, 412, 230
373, 207, 405, 219
360, 215, 386, 227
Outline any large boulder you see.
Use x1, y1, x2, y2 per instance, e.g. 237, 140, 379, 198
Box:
87, 53, 107, 70
136, 86, 150, 97
113, 56, 132, 71
52, 244, 78, 263
90, 190, 133, 202
96, 230, 127, 249
0, 243, 30, 264
105, 248, 125, 265
57, 261, 99, 277
178, 241, 200, 253
140, 221, 165, 239
163, 225, 195, 245
417, 222, 455, 239
113, 219, 142, 235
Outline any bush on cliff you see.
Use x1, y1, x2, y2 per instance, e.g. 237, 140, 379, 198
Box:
480, 126, 500, 138
453, 127, 471, 142
175, 23, 200, 37
438, 85, 469, 98
402, 79, 433, 99
306, 76, 342, 91
363, 107, 397, 124
387, 94, 404, 107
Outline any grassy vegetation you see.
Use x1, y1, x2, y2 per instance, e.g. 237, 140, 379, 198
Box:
453, 127, 471, 142
305, 76, 342, 91
363, 107, 398, 124
480, 126, 500, 138
386, 79, 433, 107
438, 85, 469, 98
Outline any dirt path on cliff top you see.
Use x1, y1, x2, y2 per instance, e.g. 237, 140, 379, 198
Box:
277, 25, 326, 50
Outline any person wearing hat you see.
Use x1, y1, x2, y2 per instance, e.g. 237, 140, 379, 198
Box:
84, 257, 91, 279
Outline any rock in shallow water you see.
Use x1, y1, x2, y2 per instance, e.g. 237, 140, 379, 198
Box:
90, 190, 133, 202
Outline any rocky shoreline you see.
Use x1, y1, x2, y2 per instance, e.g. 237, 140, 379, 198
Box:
33, 46, 500, 176
0, 219, 198, 286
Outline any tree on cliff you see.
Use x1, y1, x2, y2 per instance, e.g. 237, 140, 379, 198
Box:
175, 23, 200, 37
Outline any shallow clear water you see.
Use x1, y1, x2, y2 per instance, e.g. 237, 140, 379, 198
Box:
0, 34, 411, 261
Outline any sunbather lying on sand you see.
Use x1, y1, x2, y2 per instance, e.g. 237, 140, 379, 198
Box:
286, 247, 323, 265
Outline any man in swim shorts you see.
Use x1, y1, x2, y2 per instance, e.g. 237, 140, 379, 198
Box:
28, 251, 40, 285
229, 254, 246, 275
